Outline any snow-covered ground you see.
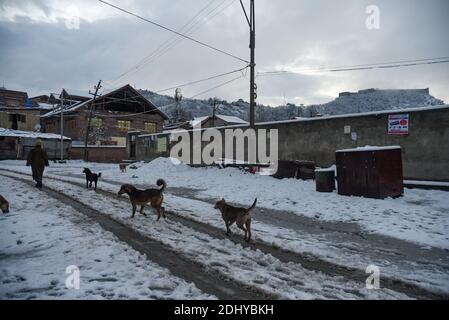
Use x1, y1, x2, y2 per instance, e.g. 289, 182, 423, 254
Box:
0, 159, 448, 297
0, 170, 410, 299
17, 158, 445, 249
0, 175, 212, 300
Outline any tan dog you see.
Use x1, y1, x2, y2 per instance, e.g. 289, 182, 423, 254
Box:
118, 179, 166, 221
214, 198, 257, 242
0, 194, 10, 213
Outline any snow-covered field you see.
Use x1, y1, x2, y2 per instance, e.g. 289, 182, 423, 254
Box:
0, 159, 448, 298
0, 175, 212, 300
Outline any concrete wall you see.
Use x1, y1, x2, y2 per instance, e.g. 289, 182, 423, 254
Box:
70, 146, 127, 163
264, 107, 449, 181
135, 106, 449, 182
0, 109, 42, 131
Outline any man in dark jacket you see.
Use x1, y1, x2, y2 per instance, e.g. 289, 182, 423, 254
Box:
26, 139, 49, 188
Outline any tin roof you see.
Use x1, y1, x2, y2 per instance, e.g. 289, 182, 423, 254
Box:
0, 128, 71, 140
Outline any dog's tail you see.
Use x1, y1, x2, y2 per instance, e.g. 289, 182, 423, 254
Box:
245, 198, 257, 214
157, 179, 167, 193
98, 173, 102, 178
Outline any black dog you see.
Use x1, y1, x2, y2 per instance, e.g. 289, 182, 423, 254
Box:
83, 168, 101, 190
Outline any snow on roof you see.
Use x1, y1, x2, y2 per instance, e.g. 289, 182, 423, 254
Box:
190, 116, 209, 128
0, 128, 71, 140
189, 115, 248, 128
37, 102, 56, 110
336, 145, 401, 153
41, 100, 89, 118
41, 85, 169, 120
216, 115, 248, 124
258, 104, 449, 126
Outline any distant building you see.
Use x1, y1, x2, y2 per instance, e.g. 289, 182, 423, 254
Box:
41, 84, 169, 147
0, 88, 52, 131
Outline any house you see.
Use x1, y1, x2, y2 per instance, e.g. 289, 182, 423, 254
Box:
31, 90, 89, 110
0, 128, 71, 160
41, 84, 169, 146
189, 114, 248, 129
0, 88, 52, 131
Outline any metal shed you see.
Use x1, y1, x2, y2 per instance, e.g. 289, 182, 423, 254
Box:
336, 146, 404, 199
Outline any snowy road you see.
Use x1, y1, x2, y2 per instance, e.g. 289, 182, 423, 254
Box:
0, 169, 411, 299
0, 159, 448, 299
0, 175, 212, 300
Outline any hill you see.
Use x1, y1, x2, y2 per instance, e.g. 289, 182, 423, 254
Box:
139, 88, 445, 122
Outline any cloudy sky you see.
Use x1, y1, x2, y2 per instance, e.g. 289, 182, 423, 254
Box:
0, 0, 448, 106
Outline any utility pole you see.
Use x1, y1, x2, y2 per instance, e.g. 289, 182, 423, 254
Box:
174, 88, 183, 123
240, 0, 256, 128
60, 90, 65, 163
83, 80, 102, 162
212, 98, 217, 128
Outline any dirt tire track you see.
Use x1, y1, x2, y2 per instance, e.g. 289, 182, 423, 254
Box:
0, 172, 276, 300
1, 168, 447, 300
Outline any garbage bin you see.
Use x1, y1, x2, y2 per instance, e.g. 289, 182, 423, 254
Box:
315, 168, 336, 193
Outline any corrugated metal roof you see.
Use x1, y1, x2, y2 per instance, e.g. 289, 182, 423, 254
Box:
0, 128, 71, 140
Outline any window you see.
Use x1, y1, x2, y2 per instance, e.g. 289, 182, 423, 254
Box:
92, 118, 103, 128
8, 114, 26, 123
157, 137, 167, 153
67, 119, 76, 129
117, 120, 132, 131
144, 122, 157, 133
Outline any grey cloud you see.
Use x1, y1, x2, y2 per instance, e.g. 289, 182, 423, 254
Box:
0, 0, 448, 105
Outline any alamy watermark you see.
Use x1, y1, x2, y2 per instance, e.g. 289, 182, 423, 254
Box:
169, 126, 279, 173
366, 5, 380, 30
366, 265, 380, 290
65, 265, 80, 290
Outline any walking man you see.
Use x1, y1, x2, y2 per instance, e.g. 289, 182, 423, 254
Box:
26, 139, 49, 188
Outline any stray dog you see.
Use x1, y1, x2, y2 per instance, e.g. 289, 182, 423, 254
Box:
119, 163, 127, 173
83, 168, 101, 190
214, 198, 257, 242
0, 194, 9, 213
118, 179, 166, 220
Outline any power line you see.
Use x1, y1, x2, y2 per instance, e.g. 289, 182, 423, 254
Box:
190, 74, 245, 99
89, 75, 246, 118
106, 0, 228, 85
112, 0, 237, 85
99, 0, 248, 64
155, 65, 249, 93
258, 56, 449, 76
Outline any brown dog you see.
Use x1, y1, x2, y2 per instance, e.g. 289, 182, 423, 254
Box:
0, 194, 10, 213
118, 179, 166, 220
119, 163, 127, 173
214, 198, 257, 242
